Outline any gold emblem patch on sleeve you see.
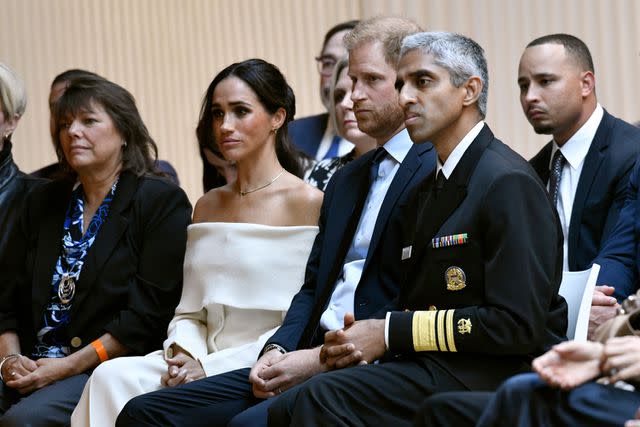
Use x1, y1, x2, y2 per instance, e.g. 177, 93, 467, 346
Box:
457, 318, 472, 334
445, 266, 466, 291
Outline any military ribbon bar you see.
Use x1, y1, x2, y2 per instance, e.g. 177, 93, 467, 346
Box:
431, 233, 468, 249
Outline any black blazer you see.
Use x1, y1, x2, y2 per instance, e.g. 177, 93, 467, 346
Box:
529, 110, 640, 271
266, 136, 436, 351
0, 171, 192, 357
388, 125, 567, 390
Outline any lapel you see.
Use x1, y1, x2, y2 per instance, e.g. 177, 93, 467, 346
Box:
567, 110, 612, 267
362, 142, 431, 272
70, 172, 138, 312
31, 180, 74, 328
530, 143, 552, 185
414, 125, 493, 256
298, 156, 372, 348
322, 155, 372, 285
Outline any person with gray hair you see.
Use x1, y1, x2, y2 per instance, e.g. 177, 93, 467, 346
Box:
268, 31, 566, 427
0, 62, 43, 262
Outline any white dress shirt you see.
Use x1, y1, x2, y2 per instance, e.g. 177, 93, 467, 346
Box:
319, 129, 413, 332
384, 121, 485, 348
549, 104, 603, 271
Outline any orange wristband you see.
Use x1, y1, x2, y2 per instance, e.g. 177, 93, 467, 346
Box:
91, 339, 109, 363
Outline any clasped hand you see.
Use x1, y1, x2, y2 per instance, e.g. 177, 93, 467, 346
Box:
161, 352, 206, 387
249, 347, 325, 399
3, 355, 73, 394
319, 313, 386, 370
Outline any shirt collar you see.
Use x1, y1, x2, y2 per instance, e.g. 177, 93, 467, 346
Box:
437, 121, 485, 179
381, 128, 413, 165
550, 104, 603, 171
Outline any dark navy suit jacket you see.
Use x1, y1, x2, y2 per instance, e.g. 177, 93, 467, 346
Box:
288, 113, 329, 158
594, 159, 640, 300
266, 134, 436, 351
530, 110, 640, 273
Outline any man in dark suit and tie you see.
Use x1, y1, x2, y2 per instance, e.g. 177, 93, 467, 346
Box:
267, 31, 567, 427
288, 20, 358, 160
521, 34, 640, 335
116, 17, 430, 427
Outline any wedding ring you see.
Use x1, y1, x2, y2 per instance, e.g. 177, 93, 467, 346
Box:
9, 371, 15, 378
277, 388, 282, 394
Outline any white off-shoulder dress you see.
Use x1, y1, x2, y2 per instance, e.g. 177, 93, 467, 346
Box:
71, 222, 318, 427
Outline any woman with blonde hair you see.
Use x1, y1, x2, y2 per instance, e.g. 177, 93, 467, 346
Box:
0, 63, 43, 258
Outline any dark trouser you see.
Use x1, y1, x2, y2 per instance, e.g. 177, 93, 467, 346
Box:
0, 373, 89, 427
476, 372, 640, 427
267, 358, 467, 427
414, 391, 492, 427
116, 368, 263, 427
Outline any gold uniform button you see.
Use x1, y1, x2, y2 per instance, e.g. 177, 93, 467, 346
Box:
70, 337, 82, 348
428, 305, 437, 311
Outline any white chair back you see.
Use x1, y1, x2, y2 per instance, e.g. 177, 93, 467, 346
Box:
558, 263, 600, 341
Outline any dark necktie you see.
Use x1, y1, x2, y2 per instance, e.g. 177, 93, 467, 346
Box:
369, 147, 388, 184
434, 170, 446, 198
323, 135, 342, 159
548, 149, 566, 206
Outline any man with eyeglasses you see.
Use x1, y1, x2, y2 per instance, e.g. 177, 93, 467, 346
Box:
289, 20, 359, 160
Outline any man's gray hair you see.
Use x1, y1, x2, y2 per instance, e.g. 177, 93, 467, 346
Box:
400, 32, 488, 118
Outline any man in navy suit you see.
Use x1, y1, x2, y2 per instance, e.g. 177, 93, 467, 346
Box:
116, 16, 429, 427
288, 20, 358, 160
520, 34, 640, 337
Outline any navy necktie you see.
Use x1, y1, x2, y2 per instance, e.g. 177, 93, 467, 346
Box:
369, 147, 388, 184
434, 170, 446, 198
548, 149, 566, 206
323, 135, 342, 159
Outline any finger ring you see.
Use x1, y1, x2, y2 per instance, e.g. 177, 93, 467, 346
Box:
9, 371, 15, 377
277, 388, 282, 394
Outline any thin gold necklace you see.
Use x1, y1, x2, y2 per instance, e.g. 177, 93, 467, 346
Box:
239, 169, 285, 196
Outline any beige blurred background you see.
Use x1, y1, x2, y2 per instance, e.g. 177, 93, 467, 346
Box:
3, 0, 640, 204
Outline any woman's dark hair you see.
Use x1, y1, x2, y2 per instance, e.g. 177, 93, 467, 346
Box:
52, 75, 159, 178
199, 146, 227, 192
196, 58, 303, 178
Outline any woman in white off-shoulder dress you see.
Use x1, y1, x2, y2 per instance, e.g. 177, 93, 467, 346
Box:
71, 59, 323, 427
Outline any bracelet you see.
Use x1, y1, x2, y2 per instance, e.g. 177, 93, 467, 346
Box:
262, 343, 287, 356
0, 354, 21, 382
91, 339, 109, 363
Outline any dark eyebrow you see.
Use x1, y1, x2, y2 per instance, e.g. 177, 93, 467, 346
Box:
408, 69, 436, 80
211, 100, 252, 108
529, 72, 557, 81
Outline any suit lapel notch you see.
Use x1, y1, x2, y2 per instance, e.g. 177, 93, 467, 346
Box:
416, 126, 492, 249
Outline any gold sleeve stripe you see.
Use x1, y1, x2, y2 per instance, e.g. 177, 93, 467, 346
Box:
445, 309, 457, 352
412, 311, 438, 351
436, 310, 447, 352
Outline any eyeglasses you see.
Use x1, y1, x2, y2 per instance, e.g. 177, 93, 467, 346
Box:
315, 55, 337, 76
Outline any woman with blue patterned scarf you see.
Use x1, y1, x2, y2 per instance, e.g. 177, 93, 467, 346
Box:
0, 75, 191, 426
